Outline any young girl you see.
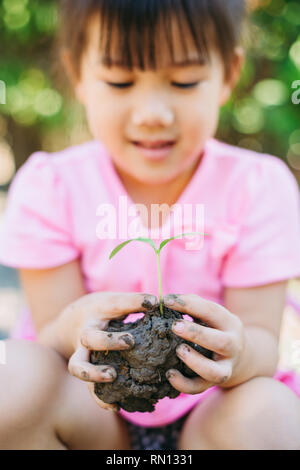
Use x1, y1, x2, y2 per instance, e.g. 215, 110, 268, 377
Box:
1, 0, 300, 450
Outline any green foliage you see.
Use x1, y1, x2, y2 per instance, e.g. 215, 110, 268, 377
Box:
218, 0, 300, 163
0, 0, 61, 127
0, 0, 299, 172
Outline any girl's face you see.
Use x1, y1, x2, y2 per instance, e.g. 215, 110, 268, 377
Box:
70, 14, 243, 185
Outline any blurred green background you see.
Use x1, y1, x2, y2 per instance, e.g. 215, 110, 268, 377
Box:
0, 0, 300, 188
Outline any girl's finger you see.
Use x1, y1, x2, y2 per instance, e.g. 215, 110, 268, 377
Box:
65, 292, 158, 323
165, 369, 213, 395
80, 328, 135, 351
163, 294, 237, 330
68, 345, 117, 382
176, 343, 233, 385
99, 292, 158, 318
172, 320, 237, 357
87, 382, 120, 412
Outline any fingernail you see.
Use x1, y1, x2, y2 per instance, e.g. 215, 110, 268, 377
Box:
81, 370, 90, 380
166, 370, 176, 379
141, 294, 157, 309
164, 296, 175, 306
102, 367, 116, 379
120, 334, 134, 348
173, 321, 184, 333
148, 295, 157, 306
177, 344, 190, 356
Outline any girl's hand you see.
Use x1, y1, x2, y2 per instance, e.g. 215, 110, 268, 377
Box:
65, 292, 157, 411
163, 294, 245, 394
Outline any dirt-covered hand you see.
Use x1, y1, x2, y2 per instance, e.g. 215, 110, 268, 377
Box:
66, 292, 157, 411
163, 294, 245, 394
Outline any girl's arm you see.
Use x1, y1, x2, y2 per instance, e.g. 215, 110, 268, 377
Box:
19, 259, 87, 357
220, 280, 288, 387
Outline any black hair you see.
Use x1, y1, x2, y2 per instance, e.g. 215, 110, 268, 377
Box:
59, 0, 247, 81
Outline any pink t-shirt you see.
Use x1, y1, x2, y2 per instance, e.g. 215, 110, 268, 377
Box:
1, 137, 300, 427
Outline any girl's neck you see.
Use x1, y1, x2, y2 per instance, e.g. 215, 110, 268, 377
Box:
114, 153, 204, 209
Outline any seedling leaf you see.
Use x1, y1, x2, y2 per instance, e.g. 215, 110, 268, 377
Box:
109, 237, 158, 259
159, 232, 210, 252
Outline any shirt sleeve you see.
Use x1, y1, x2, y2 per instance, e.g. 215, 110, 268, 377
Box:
222, 156, 300, 287
0, 151, 80, 269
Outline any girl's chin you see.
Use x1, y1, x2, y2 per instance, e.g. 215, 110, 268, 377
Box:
131, 170, 180, 185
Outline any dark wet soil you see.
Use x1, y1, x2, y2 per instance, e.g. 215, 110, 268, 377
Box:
90, 305, 213, 413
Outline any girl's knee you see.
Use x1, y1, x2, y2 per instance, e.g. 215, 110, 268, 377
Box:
204, 376, 300, 432
1, 340, 67, 429
249, 376, 300, 427
228, 376, 300, 417
179, 377, 300, 449
222, 377, 300, 448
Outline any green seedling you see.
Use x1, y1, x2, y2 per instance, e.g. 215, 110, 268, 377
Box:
109, 232, 210, 316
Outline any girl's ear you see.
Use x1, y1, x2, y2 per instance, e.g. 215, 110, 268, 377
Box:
60, 48, 85, 105
219, 46, 245, 106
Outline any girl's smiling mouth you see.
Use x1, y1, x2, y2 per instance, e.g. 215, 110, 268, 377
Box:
131, 141, 176, 161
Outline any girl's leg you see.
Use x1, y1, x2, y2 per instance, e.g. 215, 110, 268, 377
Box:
177, 377, 300, 450
0, 340, 131, 450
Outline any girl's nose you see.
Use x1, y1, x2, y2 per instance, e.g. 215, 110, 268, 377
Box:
132, 105, 174, 127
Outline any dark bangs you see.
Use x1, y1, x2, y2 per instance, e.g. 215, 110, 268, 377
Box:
59, 0, 246, 80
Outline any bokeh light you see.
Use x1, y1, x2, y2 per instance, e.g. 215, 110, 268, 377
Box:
34, 89, 62, 117
3, 0, 30, 31
283, 2, 300, 25
233, 98, 265, 134
33, 2, 58, 33
253, 79, 289, 106
289, 40, 300, 70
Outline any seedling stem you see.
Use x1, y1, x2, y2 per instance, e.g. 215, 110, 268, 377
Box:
109, 232, 210, 316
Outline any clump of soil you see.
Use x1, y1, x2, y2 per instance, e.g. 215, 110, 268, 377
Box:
90, 305, 213, 413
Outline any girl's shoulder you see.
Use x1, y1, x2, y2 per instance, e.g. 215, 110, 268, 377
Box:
12, 140, 109, 196
207, 138, 298, 194
209, 138, 291, 174
0, 140, 109, 269
22, 139, 106, 175
205, 139, 299, 226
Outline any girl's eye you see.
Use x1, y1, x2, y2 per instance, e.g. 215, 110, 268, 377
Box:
106, 82, 133, 89
172, 82, 201, 89
106, 81, 201, 89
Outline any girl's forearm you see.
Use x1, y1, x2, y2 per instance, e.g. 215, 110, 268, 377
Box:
220, 326, 279, 389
